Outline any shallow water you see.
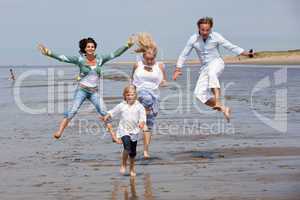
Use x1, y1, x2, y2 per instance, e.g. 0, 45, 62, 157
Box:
0, 64, 300, 199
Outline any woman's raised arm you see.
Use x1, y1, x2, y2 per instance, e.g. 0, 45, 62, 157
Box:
38, 44, 79, 64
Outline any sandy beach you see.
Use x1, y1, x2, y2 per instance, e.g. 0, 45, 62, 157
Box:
0, 63, 299, 200
113, 50, 300, 66
224, 50, 300, 65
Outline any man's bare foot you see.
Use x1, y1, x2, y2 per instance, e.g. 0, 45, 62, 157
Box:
53, 131, 62, 139
223, 107, 231, 123
213, 101, 222, 111
144, 151, 150, 159
120, 165, 126, 175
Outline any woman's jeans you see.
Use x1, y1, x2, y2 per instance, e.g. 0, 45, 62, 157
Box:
137, 90, 159, 130
64, 87, 107, 120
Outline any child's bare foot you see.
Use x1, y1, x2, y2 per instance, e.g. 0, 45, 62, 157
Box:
223, 107, 231, 123
130, 170, 136, 177
144, 151, 150, 159
53, 131, 62, 139
130, 164, 136, 177
120, 165, 126, 175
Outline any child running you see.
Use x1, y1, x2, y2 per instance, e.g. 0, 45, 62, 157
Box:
103, 85, 147, 176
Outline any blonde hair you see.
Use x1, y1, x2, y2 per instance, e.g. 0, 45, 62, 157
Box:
123, 85, 137, 101
134, 32, 157, 56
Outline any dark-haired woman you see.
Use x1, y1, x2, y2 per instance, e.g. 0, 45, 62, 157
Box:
38, 37, 134, 139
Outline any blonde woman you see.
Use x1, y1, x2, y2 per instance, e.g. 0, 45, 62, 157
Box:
131, 33, 167, 159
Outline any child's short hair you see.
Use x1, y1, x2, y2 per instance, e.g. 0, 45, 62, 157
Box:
123, 85, 137, 100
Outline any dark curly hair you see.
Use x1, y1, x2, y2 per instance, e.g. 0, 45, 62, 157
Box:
79, 37, 97, 54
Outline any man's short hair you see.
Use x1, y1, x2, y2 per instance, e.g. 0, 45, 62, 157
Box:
197, 17, 213, 28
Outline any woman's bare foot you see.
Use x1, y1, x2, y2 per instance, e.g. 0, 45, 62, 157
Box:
53, 131, 62, 139
223, 107, 231, 123
120, 165, 126, 175
144, 151, 150, 159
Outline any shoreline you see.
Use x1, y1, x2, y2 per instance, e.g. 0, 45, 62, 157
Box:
113, 55, 300, 66
114, 50, 300, 66
1, 50, 300, 68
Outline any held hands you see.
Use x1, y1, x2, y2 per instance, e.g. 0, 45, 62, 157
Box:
103, 114, 111, 122
172, 67, 182, 80
38, 44, 51, 56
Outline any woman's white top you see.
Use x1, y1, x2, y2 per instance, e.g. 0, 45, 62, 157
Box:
79, 65, 99, 88
108, 100, 146, 141
132, 61, 163, 95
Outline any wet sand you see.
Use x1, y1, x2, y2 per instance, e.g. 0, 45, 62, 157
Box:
0, 64, 300, 199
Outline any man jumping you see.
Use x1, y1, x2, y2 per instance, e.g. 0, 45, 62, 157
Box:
173, 17, 254, 122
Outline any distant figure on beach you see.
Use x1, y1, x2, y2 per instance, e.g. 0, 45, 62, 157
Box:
9, 68, 16, 81
173, 17, 254, 122
38, 36, 134, 139
131, 33, 167, 159
104, 85, 147, 176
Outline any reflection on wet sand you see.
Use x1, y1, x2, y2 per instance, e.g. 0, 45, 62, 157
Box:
111, 174, 155, 200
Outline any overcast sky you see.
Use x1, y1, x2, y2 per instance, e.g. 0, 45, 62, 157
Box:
0, 0, 299, 66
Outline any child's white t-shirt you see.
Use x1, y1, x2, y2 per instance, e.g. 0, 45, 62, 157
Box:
108, 100, 146, 141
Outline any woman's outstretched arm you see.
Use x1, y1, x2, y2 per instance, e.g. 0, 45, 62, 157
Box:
38, 44, 79, 64
101, 36, 135, 64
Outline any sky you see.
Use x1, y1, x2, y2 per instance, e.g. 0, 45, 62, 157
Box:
0, 0, 299, 66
